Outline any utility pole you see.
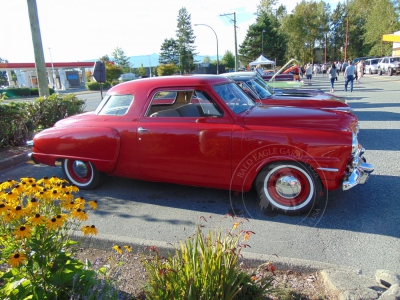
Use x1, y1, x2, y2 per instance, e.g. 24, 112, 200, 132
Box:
220, 12, 238, 71
27, 0, 49, 97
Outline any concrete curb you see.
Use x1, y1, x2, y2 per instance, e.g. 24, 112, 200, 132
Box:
0, 151, 31, 171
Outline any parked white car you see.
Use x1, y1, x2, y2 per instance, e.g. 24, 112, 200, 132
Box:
364, 58, 380, 75
377, 56, 400, 76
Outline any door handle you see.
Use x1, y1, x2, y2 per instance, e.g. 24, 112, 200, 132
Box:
138, 127, 150, 133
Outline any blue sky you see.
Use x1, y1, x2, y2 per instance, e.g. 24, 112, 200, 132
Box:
2, 0, 340, 63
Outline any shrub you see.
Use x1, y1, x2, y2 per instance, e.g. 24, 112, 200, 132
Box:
86, 81, 111, 91
0, 87, 31, 98
0, 101, 32, 148
30, 87, 55, 96
27, 93, 86, 130
0, 176, 103, 299
142, 222, 276, 299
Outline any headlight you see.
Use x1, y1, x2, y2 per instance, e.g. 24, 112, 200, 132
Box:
355, 121, 360, 134
351, 132, 358, 154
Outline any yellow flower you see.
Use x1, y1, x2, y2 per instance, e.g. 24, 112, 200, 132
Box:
20, 177, 36, 184
71, 208, 88, 221
12, 184, 25, 196
124, 245, 132, 252
0, 179, 17, 190
36, 176, 52, 187
14, 225, 32, 239
233, 222, 240, 230
3, 191, 19, 203
113, 245, 123, 254
62, 200, 75, 210
27, 197, 40, 210
62, 191, 74, 202
4, 212, 15, 223
26, 183, 42, 196
9, 205, 25, 218
55, 214, 68, 226
9, 252, 26, 267
0, 202, 9, 214
49, 176, 64, 185
67, 184, 80, 193
29, 213, 46, 225
81, 225, 98, 235
88, 200, 98, 210
49, 189, 61, 200
74, 197, 86, 209
47, 217, 61, 230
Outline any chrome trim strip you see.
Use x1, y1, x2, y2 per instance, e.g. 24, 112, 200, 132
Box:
317, 167, 339, 172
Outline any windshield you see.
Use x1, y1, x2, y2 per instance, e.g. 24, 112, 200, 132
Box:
245, 79, 272, 98
213, 82, 255, 114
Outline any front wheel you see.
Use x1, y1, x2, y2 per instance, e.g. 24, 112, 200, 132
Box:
255, 162, 324, 215
62, 159, 103, 189
368, 69, 372, 75
388, 68, 393, 76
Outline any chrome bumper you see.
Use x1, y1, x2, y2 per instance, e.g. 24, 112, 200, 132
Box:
343, 148, 374, 191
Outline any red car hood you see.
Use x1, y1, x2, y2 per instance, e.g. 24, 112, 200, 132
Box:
243, 106, 357, 131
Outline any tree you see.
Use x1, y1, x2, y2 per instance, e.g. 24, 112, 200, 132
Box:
105, 61, 123, 83
239, 11, 286, 66
157, 64, 179, 76
221, 50, 235, 69
159, 38, 179, 65
138, 63, 147, 77
112, 47, 131, 72
0, 57, 8, 86
176, 7, 197, 74
203, 56, 211, 64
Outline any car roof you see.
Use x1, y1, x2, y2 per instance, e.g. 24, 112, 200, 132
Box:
108, 75, 232, 95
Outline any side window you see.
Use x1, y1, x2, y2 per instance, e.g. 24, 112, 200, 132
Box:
96, 94, 133, 116
146, 90, 222, 118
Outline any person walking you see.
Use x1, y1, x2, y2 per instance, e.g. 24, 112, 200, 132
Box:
306, 63, 313, 85
341, 60, 348, 76
328, 63, 337, 92
356, 60, 364, 83
336, 61, 341, 79
344, 60, 356, 92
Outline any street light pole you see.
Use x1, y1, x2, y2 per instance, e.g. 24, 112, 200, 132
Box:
220, 12, 238, 71
148, 55, 152, 77
262, 29, 266, 56
194, 24, 219, 74
48, 47, 56, 90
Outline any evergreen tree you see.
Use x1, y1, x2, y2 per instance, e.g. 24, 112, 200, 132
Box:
112, 47, 131, 72
159, 38, 179, 65
176, 7, 197, 74
221, 51, 235, 69
239, 11, 286, 66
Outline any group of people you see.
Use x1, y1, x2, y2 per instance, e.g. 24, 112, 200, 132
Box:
301, 60, 366, 92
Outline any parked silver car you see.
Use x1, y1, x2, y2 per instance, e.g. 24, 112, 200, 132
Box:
377, 56, 400, 76
364, 58, 380, 74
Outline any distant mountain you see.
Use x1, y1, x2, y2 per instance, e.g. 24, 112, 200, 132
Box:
86, 53, 219, 68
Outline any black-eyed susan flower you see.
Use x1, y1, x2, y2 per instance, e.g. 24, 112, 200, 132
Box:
4, 212, 14, 223
0, 202, 9, 213
55, 214, 68, 226
26, 183, 42, 196
36, 176, 52, 187
9, 252, 26, 267
21, 177, 35, 184
74, 197, 85, 209
49, 176, 63, 185
47, 217, 61, 230
88, 200, 98, 210
81, 225, 98, 235
29, 213, 46, 225
14, 225, 32, 239
71, 208, 88, 221
0, 179, 17, 190
124, 245, 132, 252
3, 191, 19, 203
67, 184, 79, 193
62, 191, 74, 202
10, 205, 25, 218
113, 245, 123, 254
63, 200, 75, 210
12, 184, 25, 196
27, 197, 40, 210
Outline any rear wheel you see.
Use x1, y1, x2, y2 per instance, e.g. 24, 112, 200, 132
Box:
62, 159, 102, 189
255, 162, 324, 215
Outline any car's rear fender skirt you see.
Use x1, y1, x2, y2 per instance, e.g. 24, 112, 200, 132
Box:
32, 126, 121, 173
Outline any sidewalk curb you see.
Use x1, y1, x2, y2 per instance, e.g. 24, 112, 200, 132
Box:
0, 151, 31, 171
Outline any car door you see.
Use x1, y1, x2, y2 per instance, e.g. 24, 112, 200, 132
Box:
137, 89, 235, 189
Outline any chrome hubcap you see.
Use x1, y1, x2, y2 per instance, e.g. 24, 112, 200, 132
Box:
275, 175, 301, 198
73, 161, 88, 178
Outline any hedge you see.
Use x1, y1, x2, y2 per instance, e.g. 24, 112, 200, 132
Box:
0, 87, 55, 98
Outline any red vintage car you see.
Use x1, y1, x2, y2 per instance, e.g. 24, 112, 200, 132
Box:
29, 75, 374, 214
222, 73, 351, 112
